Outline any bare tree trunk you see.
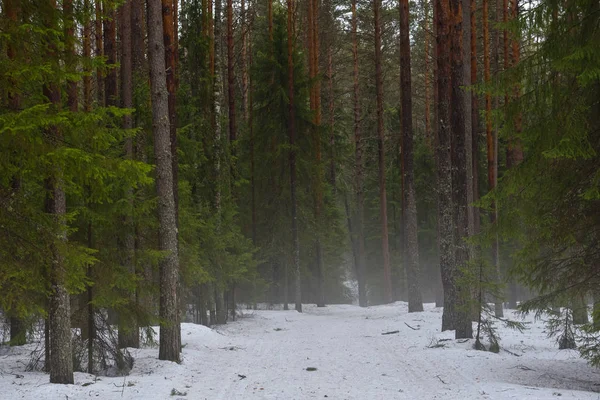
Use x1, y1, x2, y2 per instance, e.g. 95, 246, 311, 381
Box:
95, 0, 104, 105
241, 0, 249, 122
162, 0, 179, 224
424, 2, 431, 146
104, 2, 117, 106
287, 0, 302, 313
400, 0, 424, 313
471, 0, 480, 235
437, 0, 457, 332
308, 0, 325, 308
147, 0, 181, 362
352, 0, 367, 307
227, 0, 236, 143
374, 0, 393, 304
64, 0, 78, 111
118, 0, 139, 349
45, 1, 74, 383
6, 0, 26, 347
449, 0, 474, 339
215, 287, 226, 324
83, 0, 92, 112
490, 0, 504, 319
509, 0, 523, 164
328, 47, 336, 188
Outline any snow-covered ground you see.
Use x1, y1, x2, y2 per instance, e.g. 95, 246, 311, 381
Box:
1, 303, 599, 399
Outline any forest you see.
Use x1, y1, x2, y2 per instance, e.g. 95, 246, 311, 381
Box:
0, 0, 599, 395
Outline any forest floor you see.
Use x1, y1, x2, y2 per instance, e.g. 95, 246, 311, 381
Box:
1, 302, 600, 399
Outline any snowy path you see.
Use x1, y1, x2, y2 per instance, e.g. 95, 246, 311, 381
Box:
2, 303, 600, 399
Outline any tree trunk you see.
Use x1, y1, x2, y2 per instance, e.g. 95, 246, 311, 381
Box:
287, 0, 302, 313
147, 0, 181, 362
374, 0, 393, 304
45, 2, 74, 383
470, 0, 480, 235
118, 0, 139, 349
352, 0, 367, 307
64, 0, 78, 111
162, 0, 179, 224
436, 0, 456, 332
83, 0, 92, 112
87, 219, 94, 373
509, 0, 523, 164
95, 0, 104, 105
6, 0, 26, 347
241, 0, 249, 123
490, 0, 504, 319
424, 2, 431, 146
309, 0, 325, 308
328, 47, 336, 189
226, 0, 236, 143
399, 0, 424, 313
573, 295, 589, 325
449, 0, 474, 339
104, 3, 117, 106
215, 287, 226, 324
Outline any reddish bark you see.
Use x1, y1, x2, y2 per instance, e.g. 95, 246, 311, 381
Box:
374, 0, 393, 304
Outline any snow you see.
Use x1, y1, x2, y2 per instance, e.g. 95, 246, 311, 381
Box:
1, 303, 599, 399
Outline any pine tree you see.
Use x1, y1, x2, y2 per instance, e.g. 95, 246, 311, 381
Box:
147, 0, 181, 362
399, 0, 424, 313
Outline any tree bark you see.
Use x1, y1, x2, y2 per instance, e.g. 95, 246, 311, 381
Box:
162, 0, 179, 224
45, 0, 74, 383
352, 0, 367, 307
118, 0, 139, 349
424, 2, 431, 146
104, 3, 117, 106
147, 0, 181, 362
400, 0, 424, 313
287, 0, 302, 313
227, 0, 236, 143
449, 0, 474, 339
83, 0, 92, 112
374, 0, 393, 304
470, 0, 480, 235
6, 0, 26, 347
95, 0, 104, 105
308, 0, 325, 308
437, 0, 457, 332
64, 0, 78, 112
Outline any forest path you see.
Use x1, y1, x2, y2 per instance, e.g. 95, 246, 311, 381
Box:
3, 303, 599, 399
202, 303, 486, 400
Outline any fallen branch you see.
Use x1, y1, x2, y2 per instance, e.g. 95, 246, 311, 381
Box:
436, 375, 447, 384
404, 322, 419, 331
509, 365, 535, 371
381, 330, 400, 335
503, 349, 522, 357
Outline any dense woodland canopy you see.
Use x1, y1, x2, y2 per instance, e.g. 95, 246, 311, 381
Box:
0, 0, 598, 384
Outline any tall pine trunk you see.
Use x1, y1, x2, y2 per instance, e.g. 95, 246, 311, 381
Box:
45, 0, 74, 383
374, 0, 393, 304
309, 0, 325, 308
95, 0, 104, 105
118, 0, 139, 349
104, 3, 117, 106
437, 0, 457, 333
162, 0, 179, 222
147, 0, 181, 362
352, 0, 367, 307
227, 0, 236, 143
287, 0, 302, 312
399, 0, 424, 313
6, 0, 26, 348
449, 0, 474, 339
